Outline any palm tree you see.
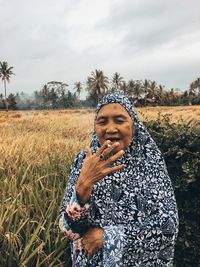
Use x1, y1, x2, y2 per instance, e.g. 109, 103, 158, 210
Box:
195, 78, 200, 95
149, 81, 158, 99
87, 69, 109, 103
163, 91, 170, 105
132, 80, 144, 100
0, 61, 14, 111
74, 81, 83, 99
157, 85, 165, 105
190, 78, 200, 96
169, 88, 177, 104
111, 72, 124, 91
127, 79, 135, 98
42, 83, 49, 107
120, 81, 128, 94
143, 79, 150, 106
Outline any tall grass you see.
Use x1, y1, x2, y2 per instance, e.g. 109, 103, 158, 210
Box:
0, 110, 93, 266
0, 106, 199, 266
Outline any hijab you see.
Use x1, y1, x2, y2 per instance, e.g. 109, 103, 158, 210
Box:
61, 92, 178, 266
90, 91, 166, 169
85, 92, 178, 266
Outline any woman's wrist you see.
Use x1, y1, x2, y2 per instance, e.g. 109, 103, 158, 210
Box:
75, 180, 93, 202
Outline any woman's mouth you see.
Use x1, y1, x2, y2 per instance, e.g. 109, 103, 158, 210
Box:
106, 138, 120, 143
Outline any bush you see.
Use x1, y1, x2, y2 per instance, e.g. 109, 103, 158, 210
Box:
144, 115, 200, 267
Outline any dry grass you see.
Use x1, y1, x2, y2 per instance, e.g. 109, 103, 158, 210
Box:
136, 106, 200, 127
0, 109, 94, 167
0, 109, 95, 266
0, 106, 199, 266
1, 105, 199, 127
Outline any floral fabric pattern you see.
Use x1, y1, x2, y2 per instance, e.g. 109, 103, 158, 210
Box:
60, 92, 179, 266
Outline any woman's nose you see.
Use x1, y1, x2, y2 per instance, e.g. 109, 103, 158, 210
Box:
105, 123, 118, 133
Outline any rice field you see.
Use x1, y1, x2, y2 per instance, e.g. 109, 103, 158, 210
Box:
136, 105, 200, 126
0, 106, 199, 266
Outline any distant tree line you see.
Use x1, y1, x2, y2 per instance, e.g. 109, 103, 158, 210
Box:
0, 62, 200, 110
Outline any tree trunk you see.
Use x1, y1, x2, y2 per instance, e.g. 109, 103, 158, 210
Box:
4, 79, 8, 112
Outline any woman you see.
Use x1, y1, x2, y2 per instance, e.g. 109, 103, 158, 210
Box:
60, 92, 179, 267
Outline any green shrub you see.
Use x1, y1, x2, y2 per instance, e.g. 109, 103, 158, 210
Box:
144, 114, 200, 267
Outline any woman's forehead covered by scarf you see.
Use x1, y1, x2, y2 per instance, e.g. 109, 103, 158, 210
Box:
95, 92, 139, 125
91, 92, 161, 162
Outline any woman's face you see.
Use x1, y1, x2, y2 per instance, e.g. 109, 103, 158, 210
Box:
95, 103, 133, 152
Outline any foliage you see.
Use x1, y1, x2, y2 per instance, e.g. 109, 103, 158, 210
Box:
111, 72, 124, 91
0, 61, 14, 111
86, 69, 109, 105
144, 115, 200, 267
189, 78, 200, 97
74, 82, 83, 100
7, 93, 17, 109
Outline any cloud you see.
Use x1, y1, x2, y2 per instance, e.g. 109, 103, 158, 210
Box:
0, 0, 200, 95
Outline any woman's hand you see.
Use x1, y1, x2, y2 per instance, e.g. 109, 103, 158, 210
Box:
75, 141, 125, 202
81, 227, 103, 259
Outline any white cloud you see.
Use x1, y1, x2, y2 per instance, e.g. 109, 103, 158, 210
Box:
0, 0, 200, 95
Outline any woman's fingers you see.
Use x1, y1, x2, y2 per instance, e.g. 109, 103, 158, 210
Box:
82, 238, 102, 259
85, 146, 92, 157
81, 227, 103, 259
96, 140, 112, 156
103, 163, 125, 176
102, 142, 120, 159
81, 143, 125, 185
86, 141, 121, 161
107, 149, 125, 164
96, 141, 121, 159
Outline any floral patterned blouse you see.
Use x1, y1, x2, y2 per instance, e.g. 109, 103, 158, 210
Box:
60, 92, 179, 267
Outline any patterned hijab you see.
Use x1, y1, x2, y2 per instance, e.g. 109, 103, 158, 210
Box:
90, 91, 164, 167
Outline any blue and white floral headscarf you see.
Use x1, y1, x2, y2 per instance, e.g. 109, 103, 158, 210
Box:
91, 91, 163, 164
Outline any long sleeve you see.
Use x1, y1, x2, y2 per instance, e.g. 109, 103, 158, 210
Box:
59, 151, 93, 240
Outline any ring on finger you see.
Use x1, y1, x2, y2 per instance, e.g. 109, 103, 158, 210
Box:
99, 143, 112, 161
99, 153, 105, 161
106, 143, 112, 148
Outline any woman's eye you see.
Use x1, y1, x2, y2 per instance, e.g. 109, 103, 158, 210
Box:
97, 120, 107, 125
116, 119, 124, 124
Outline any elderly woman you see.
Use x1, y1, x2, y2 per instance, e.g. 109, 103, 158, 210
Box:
60, 92, 179, 267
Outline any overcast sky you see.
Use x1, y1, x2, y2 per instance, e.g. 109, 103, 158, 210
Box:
0, 0, 200, 97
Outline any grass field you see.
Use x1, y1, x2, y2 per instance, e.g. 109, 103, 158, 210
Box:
0, 106, 199, 266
